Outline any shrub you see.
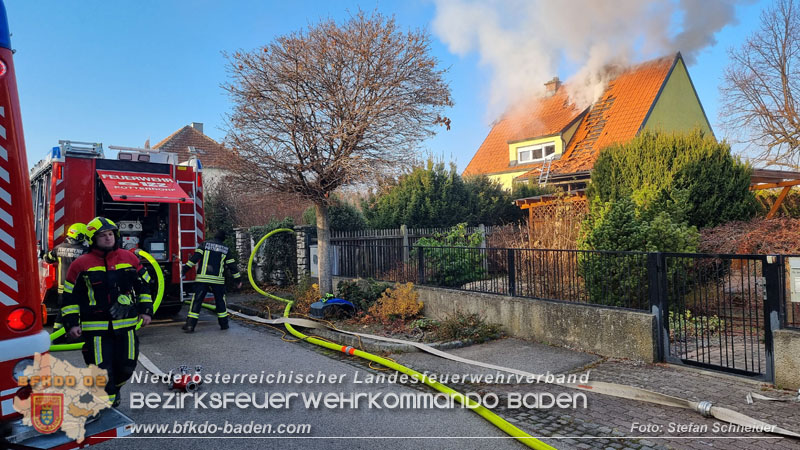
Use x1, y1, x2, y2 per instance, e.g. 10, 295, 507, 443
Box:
669, 310, 725, 340
578, 198, 699, 308
250, 217, 296, 285
302, 199, 367, 231
368, 282, 423, 323
410, 317, 439, 332
433, 311, 502, 343
336, 278, 392, 311
291, 275, 319, 314
415, 223, 486, 287
588, 129, 756, 229
754, 189, 800, 218
511, 179, 554, 200
362, 160, 523, 228
462, 174, 525, 225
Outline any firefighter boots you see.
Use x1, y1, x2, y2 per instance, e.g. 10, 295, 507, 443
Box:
182, 319, 195, 333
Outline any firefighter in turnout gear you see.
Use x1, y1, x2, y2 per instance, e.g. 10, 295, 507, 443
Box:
181, 230, 241, 332
43, 222, 89, 330
61, 217, 153, 407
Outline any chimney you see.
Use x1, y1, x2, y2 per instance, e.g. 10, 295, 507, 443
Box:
544, 77, 560, 96
190, 122, 204, 134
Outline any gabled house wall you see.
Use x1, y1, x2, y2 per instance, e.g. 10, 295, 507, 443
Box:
643, 57, 712, 135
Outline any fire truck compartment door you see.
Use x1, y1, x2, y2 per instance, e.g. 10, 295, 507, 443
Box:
97, 170, 194, 203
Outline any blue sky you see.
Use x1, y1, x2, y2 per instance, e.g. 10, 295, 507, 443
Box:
6, 0, 769, 172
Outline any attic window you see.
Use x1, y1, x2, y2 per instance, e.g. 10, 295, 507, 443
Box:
518, 142, 556, 164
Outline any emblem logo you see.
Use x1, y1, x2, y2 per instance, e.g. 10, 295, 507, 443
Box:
31, 393, 64, 434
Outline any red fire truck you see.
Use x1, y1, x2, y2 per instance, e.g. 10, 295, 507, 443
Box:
30, 141, 206, 318
0, 0, 144, 447
0, 0, 206, 445
0, 0, 50, 438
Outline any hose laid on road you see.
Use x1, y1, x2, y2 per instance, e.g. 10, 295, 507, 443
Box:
245, 228, 554, 450
228, 309, 800, 439
49, 249, 165, 352
242, 229, 800, 441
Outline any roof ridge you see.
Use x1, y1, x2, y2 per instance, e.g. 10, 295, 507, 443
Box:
152, 124, 231, 168
466, 53, 678, 179
153, 125, 190, 149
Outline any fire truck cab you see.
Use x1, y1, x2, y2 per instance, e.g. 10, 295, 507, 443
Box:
30, 141, 205, 317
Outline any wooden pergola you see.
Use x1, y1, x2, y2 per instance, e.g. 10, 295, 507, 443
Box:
514, 189, 587, 211
514, 189, 588, 241
750, 168, 800, 219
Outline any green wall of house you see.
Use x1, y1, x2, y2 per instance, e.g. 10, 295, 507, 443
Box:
644, 58, 712, 135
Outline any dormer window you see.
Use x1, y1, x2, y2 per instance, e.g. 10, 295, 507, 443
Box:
518, 142, 556, 164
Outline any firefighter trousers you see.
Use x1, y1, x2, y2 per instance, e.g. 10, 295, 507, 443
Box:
81, 329, 139, 405
53, 293, 65, 330
186, 282, 228, 329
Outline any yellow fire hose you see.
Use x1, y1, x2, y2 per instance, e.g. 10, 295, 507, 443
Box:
49, 249, 165, 352
243, 229, 800, 442
247, 228, 554, 449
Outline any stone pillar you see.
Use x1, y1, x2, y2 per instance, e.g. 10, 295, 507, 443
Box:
234, 227, 251, 268
295, 225, 315, 277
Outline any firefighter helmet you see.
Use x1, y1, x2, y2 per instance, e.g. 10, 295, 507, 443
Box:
65, 222, 88, 242
86, 217, 120, 246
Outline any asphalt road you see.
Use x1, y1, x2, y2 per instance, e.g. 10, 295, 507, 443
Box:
53, 309, 530, 450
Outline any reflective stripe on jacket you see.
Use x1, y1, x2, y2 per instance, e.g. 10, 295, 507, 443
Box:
183, 239, 241, 285
44, 241, 88, 293
61, 247, 153, 332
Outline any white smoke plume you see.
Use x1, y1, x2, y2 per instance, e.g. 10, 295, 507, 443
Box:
432, 0, 747, 117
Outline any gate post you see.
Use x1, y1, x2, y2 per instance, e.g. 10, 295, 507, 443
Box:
417, 246, 425, 285
507, 248, 516, 297
762, 255, 783, 383
648, 252, 669, 362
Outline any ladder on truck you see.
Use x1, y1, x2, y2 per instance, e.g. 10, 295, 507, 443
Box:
176, 165, 200, 303
538, 153, 555, 186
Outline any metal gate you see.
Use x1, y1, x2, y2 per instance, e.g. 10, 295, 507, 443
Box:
650, 253, 781, 381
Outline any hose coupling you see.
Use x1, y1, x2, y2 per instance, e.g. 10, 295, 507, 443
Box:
696, 400, 713, 417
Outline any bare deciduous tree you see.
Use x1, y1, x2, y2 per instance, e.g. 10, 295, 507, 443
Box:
223, 11, 452, 293
721, 0, 800, 169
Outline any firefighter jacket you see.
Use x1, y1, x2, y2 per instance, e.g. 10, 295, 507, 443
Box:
182, 238, 241, 285
60, 248, 153, 333
43, 240, 88, 294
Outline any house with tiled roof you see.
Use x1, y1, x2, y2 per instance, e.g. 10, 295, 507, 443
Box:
153, 122, 310, 227
153, 122, 232, 191
463, 53, 713, 192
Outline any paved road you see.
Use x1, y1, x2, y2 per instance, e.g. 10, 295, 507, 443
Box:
54, 309, 532, 450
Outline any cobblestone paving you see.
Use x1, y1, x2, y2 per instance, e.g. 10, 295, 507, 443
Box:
232, 314, 800, 450
322, 346, 798, 449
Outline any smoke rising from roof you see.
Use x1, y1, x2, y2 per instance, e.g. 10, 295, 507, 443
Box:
432, 0, 744, 118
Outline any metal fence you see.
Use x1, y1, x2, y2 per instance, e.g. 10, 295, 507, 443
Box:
330, 224, 498, 250
334, 243, 652, 311
654, 253, 772, 378
333, 242, 794, 380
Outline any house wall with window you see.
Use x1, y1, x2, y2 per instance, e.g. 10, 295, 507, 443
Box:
508, 134, 563, 166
